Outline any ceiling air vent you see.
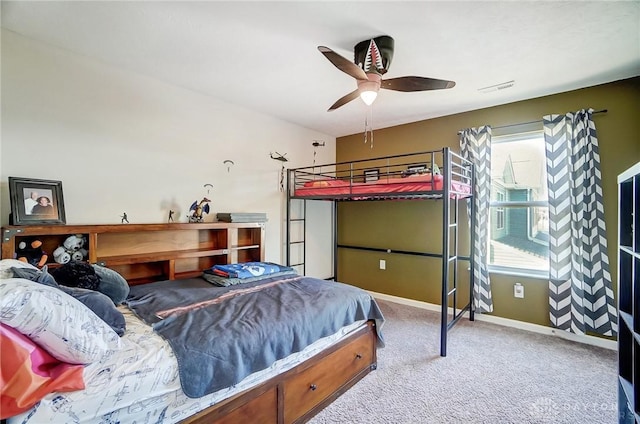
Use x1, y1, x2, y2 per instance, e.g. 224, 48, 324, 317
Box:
478, 80, 515, 93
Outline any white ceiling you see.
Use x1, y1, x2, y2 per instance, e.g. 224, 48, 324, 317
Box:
2, 1, 639, 138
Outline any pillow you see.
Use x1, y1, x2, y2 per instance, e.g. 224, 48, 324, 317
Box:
303, 179, 350, 188
0, 323, 85, 419
0, 278, 122, 364
92, 264, 130, 305
11, 265, 59, 287
10, 266, 126, 335
59, 286, 126, 336
0, 258, 38, 279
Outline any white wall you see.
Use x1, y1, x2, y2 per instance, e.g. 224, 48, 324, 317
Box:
0, 30, 336, 278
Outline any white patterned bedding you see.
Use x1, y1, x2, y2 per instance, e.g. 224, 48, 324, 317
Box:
8, 307, 365, 424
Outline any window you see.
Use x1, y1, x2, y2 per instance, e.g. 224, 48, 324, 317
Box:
495, 192, 505, 230
489, 131, 549, 275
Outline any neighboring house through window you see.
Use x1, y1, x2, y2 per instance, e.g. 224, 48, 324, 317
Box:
489, 131, 549, 276
495, 192, 505, 230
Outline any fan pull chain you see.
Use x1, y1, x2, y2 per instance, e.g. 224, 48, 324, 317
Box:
363, 106, 374, 149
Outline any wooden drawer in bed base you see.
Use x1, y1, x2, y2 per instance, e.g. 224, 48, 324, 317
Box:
181, 320, 378, 424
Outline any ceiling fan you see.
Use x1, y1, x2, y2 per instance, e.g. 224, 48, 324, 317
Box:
318, 35, 455, 111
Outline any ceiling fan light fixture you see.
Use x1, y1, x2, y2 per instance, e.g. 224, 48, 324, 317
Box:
360, 90, 378, 106
357, 74, 381, 106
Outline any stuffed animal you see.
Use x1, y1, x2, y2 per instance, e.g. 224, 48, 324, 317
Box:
63, 234, 85, 252
16, 239, 48, 268
53, 234, 87, 264
72, 248, 88, 262
53, 246, 71, 264
50, 260, 101, 291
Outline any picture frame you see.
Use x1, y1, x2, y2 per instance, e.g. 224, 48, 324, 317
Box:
363, 168, 379, 183
8, 177, 66, 225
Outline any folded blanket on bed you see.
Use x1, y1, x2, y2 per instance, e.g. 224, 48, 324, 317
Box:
202, 269, 297, 287
126, 275, 384, 398
210, 262, 293, 279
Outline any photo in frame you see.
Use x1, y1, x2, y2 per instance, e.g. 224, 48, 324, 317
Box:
8, 177, 66, 225
363, 168, 379, 183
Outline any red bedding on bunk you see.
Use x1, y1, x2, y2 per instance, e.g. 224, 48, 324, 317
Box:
294, 174, 471, 198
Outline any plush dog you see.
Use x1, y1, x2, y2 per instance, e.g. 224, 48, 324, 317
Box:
53, 246, 71, 264
53, 234, 88, 264
63, 234, 85, 252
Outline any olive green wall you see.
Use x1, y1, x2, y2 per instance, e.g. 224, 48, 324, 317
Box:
335, 76, 640, 327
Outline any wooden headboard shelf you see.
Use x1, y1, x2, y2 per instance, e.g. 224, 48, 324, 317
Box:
1, 222, 265, 284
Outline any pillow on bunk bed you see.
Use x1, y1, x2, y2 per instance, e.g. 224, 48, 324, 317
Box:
10, 267, 127, 336
0, 258, 38, 279
0, 278, 122, 365
303, 179, 350, 188
0, 322, 85, 419
401, 171, 430, 179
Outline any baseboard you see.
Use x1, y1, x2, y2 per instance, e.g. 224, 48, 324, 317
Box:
369, 291, 617, 351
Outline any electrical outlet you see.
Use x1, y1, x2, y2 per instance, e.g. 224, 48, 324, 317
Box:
514, 282, 524, 298
379, 259, 386, 270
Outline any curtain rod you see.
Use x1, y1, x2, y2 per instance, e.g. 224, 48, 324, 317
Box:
458, 108, 608, 134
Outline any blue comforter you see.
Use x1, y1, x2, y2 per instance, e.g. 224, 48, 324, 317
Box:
126, 275, 384, 398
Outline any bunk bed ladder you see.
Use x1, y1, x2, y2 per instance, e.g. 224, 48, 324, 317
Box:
286, 169, 306, 275
441, 147, 461, 357
440, 149, 476, 357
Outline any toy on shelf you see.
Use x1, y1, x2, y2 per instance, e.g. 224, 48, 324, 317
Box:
53, 234, 88, 264
189, 198, 210, 223
16, 239, 48, 268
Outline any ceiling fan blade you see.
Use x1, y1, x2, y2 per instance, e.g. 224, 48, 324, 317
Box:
318, 46, 368, 81
381, 76, 456, 92
328, 89, 360, 111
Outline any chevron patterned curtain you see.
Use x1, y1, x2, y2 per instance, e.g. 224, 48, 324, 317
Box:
459, 126, 493, 313
543, 109, 617, 336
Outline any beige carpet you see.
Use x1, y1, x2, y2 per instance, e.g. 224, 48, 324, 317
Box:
310, 299, 618, 424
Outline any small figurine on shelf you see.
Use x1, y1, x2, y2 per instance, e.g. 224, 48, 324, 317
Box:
16, 239, 48, 268
121, 212, 129, 224
168, 210, 175, 223
189, 198, 210, 223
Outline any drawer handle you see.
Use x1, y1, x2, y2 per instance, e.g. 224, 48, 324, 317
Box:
355, 353, 362, 360
310, 384, 317, 391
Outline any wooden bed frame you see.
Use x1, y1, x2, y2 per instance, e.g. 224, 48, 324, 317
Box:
183, 321, 378, 424
1, 223, 380, 424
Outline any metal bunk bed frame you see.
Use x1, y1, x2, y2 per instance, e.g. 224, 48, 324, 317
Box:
285, 147, 475, 357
